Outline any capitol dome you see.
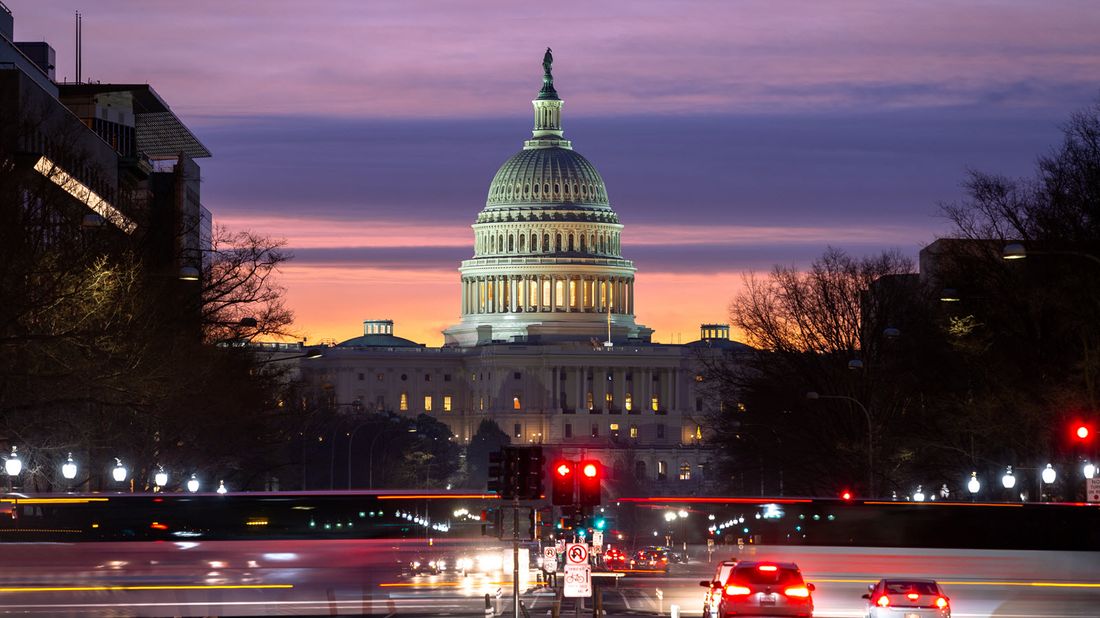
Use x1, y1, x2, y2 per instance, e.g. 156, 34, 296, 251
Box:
443, 50, 651, 347
486, 147, 611, 210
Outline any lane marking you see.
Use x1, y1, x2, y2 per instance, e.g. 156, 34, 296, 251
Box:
0, 584, 292, 593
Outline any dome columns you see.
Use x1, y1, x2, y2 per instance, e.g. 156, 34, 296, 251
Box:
462, 273, 634, 317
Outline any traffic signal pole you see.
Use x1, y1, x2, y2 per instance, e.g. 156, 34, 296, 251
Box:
513, 496, 520, 618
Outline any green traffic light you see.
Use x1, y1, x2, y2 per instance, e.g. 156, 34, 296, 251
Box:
594, 518, 606, 530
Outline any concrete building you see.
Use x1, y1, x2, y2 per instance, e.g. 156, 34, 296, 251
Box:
303, 54, 749, 494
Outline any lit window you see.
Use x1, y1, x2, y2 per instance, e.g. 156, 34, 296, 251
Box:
605, 393, 613, 408
679, 463, 692, 480
400, 392, 408, 411
586, 392, 594, 411
424, 396, 433, 412
610, 423, 620, 438
479, 396, 485, 411
695, 374, 704, 382
513, 396, 522, 410
651, 396, 660, 412
657, 461, 668, 481
444, 395, 452, 412
629, 425, 638, 438
695, 426, 702, 440
625, 393, 633, 411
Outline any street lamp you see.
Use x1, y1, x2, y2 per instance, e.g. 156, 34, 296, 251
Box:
216, 480, 227, 494
806, 391, 874, 496
1041, 464, 1056, 484
1002, 242, 1100, 267
112, 458, 128, 483
967, 471, 980, 496
4, 446, 22, 477
1001, 466, 1016, 490
61, 453, 77, 481
1084, 461, 1096, 479
913, 486, 925, 502
186, 474, 200, 493
154, 466, 168, 489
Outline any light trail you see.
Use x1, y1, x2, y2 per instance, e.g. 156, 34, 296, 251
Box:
0, 584, 292, 593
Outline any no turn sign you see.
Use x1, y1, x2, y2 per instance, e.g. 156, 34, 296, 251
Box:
565, 542, 589, 565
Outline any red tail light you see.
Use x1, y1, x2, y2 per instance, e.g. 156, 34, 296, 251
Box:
758, 565, 778, 572
907, 592, 920, 601
724, 584, 751, 596
875, 594, 890, 607
935, 597, 949, 609
783, 586, 811, 598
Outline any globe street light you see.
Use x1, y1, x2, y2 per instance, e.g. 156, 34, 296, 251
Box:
112, 458, 128, 483
5, 446, 22, 477
1001, 466, 1016, 490
61, 453, 77, 481
216, 480, 227, 495
1084, 462, 1096, 479
913, 486, 926, 502
186, 474, 200, 493
1041, 464, 1056, 484
967, 472, 980, 496
154, 466, 168, 489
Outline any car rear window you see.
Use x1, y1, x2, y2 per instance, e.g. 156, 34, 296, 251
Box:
884, 581, 939, 595
732, 566, 804, 586
716, 564, 735, 584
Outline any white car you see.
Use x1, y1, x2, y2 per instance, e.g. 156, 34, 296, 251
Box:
863, 579, 950, 618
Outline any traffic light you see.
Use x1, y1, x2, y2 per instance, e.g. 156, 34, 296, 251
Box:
480, 508, 502, 538
552, 460, 576, 505
1075, 424, 1091, 441
593, 516, 607, 530
578, 459, 602, 506
487, 450, 506, 496
840, 490, 853, 502
518, 446, 545, 500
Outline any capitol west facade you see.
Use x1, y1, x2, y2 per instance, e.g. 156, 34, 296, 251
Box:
303, 55, 746, 493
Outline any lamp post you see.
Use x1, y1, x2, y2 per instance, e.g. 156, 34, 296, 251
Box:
112, 458, 128, 485
1001, 466, 1016, 501
806, 392, 874, 497
967, 472, 980, 500
1084, 461, 1096, 480
154, 466, 168, 490
186, 474, 200, 493
1041, 464, 1057, 501
61, 453, 77, 491
1002, 243, 1100, 267
5, 446, 22, 492
216, 480, 228, 494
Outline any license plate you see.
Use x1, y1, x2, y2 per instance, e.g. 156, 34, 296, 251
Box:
760, 593, 777, 606
905, 614, 921, 618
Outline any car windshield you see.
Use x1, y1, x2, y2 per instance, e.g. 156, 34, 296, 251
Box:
733, 565, 803, 586
884, 581, 940, 595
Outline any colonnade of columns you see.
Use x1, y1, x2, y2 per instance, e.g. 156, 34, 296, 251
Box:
545, 365, 679, 414
461, 274, 634, 316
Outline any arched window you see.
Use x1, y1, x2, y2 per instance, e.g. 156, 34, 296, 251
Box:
568, 233, 575, 251
544, 234, 551, 253
489, 236, 495, 252
399, 392, 408, 411
634, 461, 647, 480
498, 235, 504, 253
544, 183, 550, 195
532, 234, 538, 252
580, 236, 586, 252
508, 235, 514, 252
518, 235, 525, 252
679, 463, 692, 481
555, 234, 562, 251
533, 183, 539, 195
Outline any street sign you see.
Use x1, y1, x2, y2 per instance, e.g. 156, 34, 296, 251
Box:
555, 539, 566, 554
592, 531, 603, 551
543, 547, 557, 572
1088, 478, 1100, 502
563, 564, 592, 597
566, 542, 589, 565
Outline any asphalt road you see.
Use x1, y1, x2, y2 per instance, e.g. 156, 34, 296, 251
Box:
0, 541, 1097, 616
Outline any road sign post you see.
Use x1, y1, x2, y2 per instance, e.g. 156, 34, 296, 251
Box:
563, 564, 592, 598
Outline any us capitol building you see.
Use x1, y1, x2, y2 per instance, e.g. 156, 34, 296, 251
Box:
302, 51, 748, 493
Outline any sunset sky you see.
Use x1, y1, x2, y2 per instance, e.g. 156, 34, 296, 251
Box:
9, 1, 1100, 346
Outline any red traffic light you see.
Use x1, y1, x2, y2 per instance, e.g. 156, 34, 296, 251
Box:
556, 463, 573, 477
1077, 425, 1090, 440
578, 460, 602, 506
840, 490, 852, 501
582, 463, 599, 478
